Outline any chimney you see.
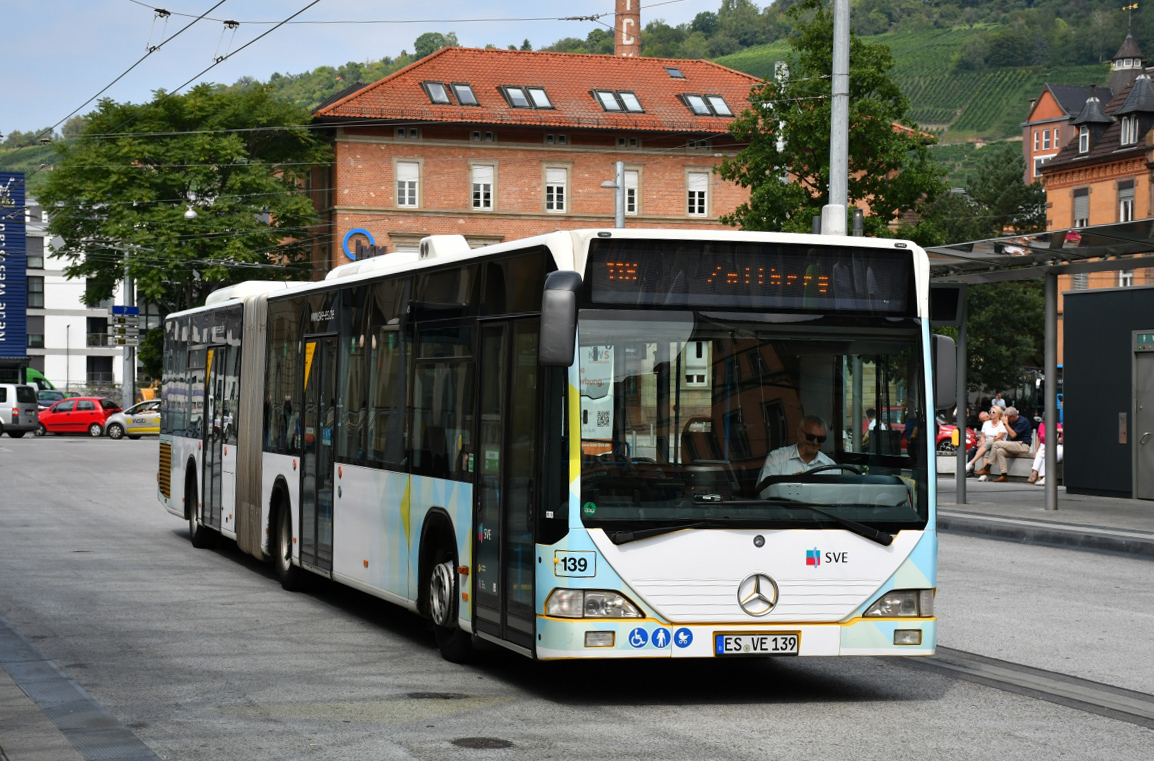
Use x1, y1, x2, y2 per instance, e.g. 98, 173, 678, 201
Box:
615, 0, 640, 57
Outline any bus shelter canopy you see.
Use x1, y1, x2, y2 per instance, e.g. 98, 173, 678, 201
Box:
927, 220, 1154, 284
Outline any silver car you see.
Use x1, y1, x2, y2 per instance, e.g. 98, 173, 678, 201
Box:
0, 383, 40, 438
103, 399, 161, 440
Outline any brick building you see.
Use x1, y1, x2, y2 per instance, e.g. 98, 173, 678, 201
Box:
1017, 33, 1154, 362
1021, 35, 1142, 185
309, 45, 760, 271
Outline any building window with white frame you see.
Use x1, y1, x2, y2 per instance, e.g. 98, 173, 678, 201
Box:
687, 171, 709, 216
1118, 180, 1135, 222
471, 164, 494, 211
625, 169, 639, 215
1073, 187, 1089, 227
1119, 269, 1135, 287
1078, 126, 1090, 153
1053, 126, 1060, 144
545, 167, 567, 213
1042, 130, 1051, 150
396, 161, 419, 208
1121, 115, 1140, 145
1033, 130, 1039, 150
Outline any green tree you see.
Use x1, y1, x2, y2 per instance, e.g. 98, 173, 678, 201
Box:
414, 32, 458, 59
718, 0, 946, 237
965, 280, 1045, 393
911, 141, 1044, 246
38, 84, 330, 314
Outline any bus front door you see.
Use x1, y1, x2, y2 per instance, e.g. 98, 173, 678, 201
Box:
473, 320, 539, 651
300, 336, 338, 573
202, 345, 226, 531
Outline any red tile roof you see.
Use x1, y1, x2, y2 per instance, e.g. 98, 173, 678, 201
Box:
314, 47, 762, 132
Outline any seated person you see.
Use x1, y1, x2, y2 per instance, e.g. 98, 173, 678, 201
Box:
1028, 419, 1063, 485
978, 406, 1033, 482
967, 407, 1005, 476
758, 415, 835, 494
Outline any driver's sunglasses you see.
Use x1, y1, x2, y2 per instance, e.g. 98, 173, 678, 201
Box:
803, 432, 827, 444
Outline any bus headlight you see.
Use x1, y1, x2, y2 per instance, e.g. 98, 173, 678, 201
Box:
863, 589, 934, 618
546, 589, 643, 619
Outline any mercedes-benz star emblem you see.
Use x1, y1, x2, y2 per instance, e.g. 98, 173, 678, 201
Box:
737, 573, 779, 616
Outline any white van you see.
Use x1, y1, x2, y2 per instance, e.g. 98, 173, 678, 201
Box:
0, 383, 40, 438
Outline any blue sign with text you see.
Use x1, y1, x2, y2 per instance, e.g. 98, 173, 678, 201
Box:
0, 172, 28, 359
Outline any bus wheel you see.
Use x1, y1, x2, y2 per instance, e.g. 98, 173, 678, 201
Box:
427, 548, 473, 663
186, 476, 216, 549
274, 501, 302, 591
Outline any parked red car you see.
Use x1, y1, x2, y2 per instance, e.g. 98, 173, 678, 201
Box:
935, 416, 976, 454
37, 397, 122, 437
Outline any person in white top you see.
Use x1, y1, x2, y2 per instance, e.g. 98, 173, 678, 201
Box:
968, 406, 1008, 480
759, 415, 836, 495
992, 392, 1007, 410
965, 407, 1006, 476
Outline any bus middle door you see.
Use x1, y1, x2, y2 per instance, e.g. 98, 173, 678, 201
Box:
202, 345, 226, 531
300, 336, 338, 573
473, 319, 539, 651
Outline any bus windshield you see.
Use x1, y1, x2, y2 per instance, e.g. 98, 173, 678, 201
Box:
577, 310, 928, 534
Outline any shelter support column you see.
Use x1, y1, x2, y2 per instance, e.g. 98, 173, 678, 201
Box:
1044, 271, 1059, 511
955, 285, 968, 505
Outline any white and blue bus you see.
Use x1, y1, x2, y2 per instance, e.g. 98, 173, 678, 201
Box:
158, 229, 954, 662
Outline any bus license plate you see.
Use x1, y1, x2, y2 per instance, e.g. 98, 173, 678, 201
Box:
715, 632, 800, 656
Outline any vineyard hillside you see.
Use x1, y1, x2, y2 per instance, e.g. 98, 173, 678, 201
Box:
717, 27, 1111, 142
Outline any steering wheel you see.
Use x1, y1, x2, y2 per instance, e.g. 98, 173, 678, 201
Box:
754, 463, 863, 495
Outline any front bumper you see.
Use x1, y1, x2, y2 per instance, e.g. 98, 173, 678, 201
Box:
534, 616, 936, 659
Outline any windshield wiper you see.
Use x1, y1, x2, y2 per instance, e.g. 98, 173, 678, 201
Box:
719, 498, 894, 546
606, 521, 725, 545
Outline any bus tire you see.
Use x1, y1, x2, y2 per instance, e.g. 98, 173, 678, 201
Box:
273, 499, 303, 591
426, 544, 473, 663
186, 473, 217, 549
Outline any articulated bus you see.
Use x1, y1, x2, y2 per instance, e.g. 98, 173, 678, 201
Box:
158, 229, 955, 662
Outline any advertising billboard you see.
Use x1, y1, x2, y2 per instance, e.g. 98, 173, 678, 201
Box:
0, 172, 28, 359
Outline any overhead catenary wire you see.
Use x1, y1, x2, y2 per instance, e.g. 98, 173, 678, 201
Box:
29, 1, 231, 147
123, 0, 686, 26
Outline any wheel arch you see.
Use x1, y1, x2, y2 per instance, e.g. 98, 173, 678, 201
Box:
267, 475, 293, 547
417, 507, 458, 618
183, 456, 199, 520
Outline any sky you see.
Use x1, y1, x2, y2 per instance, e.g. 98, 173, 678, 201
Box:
1, 0, 720, 139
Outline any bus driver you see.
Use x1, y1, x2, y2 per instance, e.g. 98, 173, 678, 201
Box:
758, 415, 835, 493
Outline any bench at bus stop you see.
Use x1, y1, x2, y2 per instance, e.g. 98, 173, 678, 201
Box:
936, 437, 1063, 484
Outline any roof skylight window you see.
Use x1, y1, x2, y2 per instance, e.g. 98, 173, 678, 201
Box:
423, 81, 451, 105
527, 87, 553, 109
682, 94, 734, 117
507, 87, 532, 108
452, 83, 478, 106
593, 90, 644, 113
596, 90, 623, 111
665, 66, 685, 78
705, 95, 732, 116
618, 91, 644, 112
685, 94, 711, 115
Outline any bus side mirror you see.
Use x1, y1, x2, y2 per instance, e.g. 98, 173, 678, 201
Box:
539, 271, 582, 367
932, 334, 957, 412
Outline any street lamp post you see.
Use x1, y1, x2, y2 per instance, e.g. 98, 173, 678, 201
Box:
600, 161, 626, 229
65, 324, 71, 392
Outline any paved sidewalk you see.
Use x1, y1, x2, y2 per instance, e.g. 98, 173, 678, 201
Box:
0, 664, 83, 761
937, 475, 1154, 558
